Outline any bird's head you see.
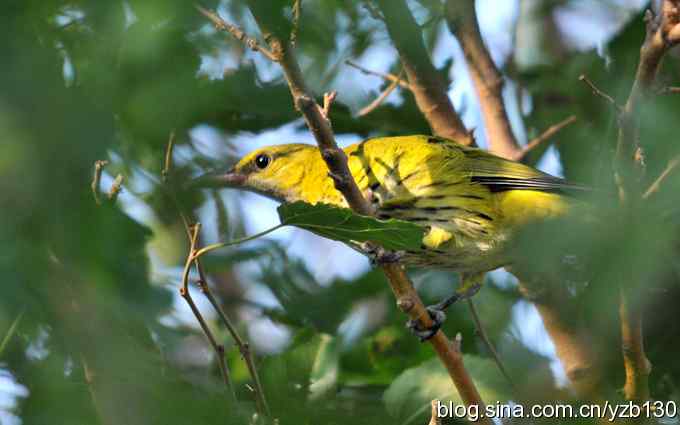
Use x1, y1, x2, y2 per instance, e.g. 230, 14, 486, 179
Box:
192, 144, 329, 203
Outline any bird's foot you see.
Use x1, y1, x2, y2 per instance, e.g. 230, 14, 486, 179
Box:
406, 306, 446, 342
361, 243, 404, 266
404, 280, 483, 342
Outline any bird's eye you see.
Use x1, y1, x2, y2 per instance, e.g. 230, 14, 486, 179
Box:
254, 154, 271, 170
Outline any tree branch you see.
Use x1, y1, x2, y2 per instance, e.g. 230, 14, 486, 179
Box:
579, 74, 619, 109
445, 0, 520, 159
180, 224, 237, 403
616, 1, 680, 201
357, 69, 403, 117
613, 1, 680, 401
91, 160, 108, 205
207, 3, 491, 418
516, 115, 577, 161
619, 288, 651, 402
196, 5, 279, 62
345, 60, 412, 90
162, 136, 270, 415
643, 155, 680, 199
375, 0, 472, 144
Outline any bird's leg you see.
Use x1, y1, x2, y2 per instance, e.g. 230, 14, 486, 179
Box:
406, 273, 485, 341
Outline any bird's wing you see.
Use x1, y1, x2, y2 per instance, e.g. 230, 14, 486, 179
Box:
460, 148, 590, 193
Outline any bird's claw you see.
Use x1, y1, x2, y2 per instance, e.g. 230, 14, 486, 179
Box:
406, 307, 446, 342
361, 243, 404, 266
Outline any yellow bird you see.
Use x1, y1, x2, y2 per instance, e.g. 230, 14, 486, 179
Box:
195, 135, 586, 337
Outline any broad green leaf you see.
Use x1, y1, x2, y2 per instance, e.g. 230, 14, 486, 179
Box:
277, 201, 425, 251
383, 356, 512, 425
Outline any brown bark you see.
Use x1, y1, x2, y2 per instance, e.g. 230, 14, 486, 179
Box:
445, 0, 521, 159
375, 0, 471, 144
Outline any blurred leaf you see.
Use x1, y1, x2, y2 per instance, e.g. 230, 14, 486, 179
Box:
309, 334, 340, 400
261, 266, 386, 334
0, 310, 24, 358
383, 355, 512, 423
278, 201, 425, 251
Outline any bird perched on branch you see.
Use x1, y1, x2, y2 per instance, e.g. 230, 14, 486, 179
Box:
194, 135, 588, 338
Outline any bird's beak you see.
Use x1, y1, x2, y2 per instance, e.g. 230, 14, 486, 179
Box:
189, 168, 247, 189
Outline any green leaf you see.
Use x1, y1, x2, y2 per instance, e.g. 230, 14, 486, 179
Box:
383, 356, 512, 425
277, 201, 425, 251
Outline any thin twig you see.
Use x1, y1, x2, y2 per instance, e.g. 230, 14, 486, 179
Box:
162, 130, 175, 182
428, 400, 442, 425
345, 60, 411, 90
322, 90, 337, 120
0, 310, 24, 357
180, 224, 237, 402
466, 299, 514, 388
290, 0, 300, 46
578, 74, 618, 109
108, 174, 124, 202
643, 156, 680, 199
162, 137, 268, 414
517, 115, 577, 161
196, 5, 280, 62
196, 270, 269, 416
357, 69, 403, 117
658, 86, 680, 94
91, 160, 108, 205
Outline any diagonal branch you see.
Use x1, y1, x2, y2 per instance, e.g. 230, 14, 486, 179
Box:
357, 69, 404, 117
374, 0, 472, 144
445, 0, 520, 159
516, 115, 577, 161
205, 4, 491, 418
643, 155, 680, 199
345, 60, 412, 90
196, 5, 279, 62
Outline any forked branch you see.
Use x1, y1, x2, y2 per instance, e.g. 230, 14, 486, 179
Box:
614, 1, 680, 401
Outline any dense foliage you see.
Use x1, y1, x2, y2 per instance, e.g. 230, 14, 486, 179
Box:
1, 1, 680, 424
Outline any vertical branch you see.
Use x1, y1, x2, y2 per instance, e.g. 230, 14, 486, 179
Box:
619, 289, 651, 402
374, 0, 472, 144
616, 1, 680, 200
445, 0, 521, 159
613, 0, 680, 401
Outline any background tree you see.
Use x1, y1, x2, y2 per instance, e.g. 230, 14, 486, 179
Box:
1, 1, 680, 424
